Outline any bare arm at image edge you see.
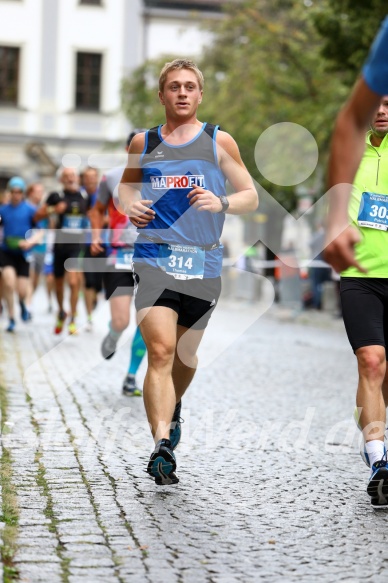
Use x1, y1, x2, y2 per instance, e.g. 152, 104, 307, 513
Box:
328, 80, 381, 225
324, 18, 388, 273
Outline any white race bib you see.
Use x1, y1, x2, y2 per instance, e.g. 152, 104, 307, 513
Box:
157, 244, 205, 280
358, 192, 388, 231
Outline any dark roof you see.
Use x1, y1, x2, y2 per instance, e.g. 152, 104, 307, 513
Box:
144, 0, 225, 12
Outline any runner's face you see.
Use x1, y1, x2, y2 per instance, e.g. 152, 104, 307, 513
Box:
82, 170, 98, 194
61, 169, 79, 192
30, 184, 44, 205
10, 189, 23, 205
159, 70, 202, 120
372, 96, 388, 137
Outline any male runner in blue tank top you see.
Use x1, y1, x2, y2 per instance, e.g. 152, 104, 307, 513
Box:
119, 58, 258, 485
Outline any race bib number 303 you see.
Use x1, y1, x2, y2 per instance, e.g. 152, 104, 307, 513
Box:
358, 192, 388, 231
157, 244, 205, 280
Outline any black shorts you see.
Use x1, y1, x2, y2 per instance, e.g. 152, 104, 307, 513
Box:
103, 267, 135, 300
82, 245, 105, 292
133, 263, 221, 330
54, 244, 81, 278
2, 250, 30, 277
340, 277, 388, 357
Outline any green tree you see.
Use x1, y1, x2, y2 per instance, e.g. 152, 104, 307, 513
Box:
313, 0, 387, 86
121, 57, 174, 129
194, 0, 349, 208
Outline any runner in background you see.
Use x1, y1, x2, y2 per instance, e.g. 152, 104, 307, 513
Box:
0, 188, 5, 316
26, 182, 55, 313
90, 130, 147, 396
35, 167, 91, 335
0, 177, 42, 331
80, 167, 104, 331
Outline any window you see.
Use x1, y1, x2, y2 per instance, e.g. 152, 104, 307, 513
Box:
0, 46, 19, 105
79, 0, 102, 5
0, 175, 12, 195
75, 52, 102, 111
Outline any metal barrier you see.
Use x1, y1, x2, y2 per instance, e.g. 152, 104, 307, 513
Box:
221, 256, 335, 310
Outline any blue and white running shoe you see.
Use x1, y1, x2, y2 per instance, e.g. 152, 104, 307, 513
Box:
147, 438, 179, 486
367, 454, 388, 508
170, 400, 183, 450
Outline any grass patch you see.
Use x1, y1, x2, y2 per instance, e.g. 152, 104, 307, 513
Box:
35, 453, 56, 530
34, 453, 70, 582
0, 385, 19, 582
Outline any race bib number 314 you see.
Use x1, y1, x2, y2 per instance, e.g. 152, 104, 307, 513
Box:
157, 244, 205, 280
358, 192, 388, 231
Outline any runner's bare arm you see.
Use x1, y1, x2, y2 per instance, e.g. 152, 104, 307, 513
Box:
119, 133, 155, 227
324, 78, 380, 273
187, 131, 258, 214
90, 200, 106, 255
19, 229, 44, 250
33, 200, 67, 222
327, 78, 381, 226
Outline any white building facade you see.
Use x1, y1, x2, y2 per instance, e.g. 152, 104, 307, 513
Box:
0, 0, 223, 188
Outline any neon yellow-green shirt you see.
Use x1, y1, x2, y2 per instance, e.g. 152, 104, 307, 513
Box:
342, 131, 388, 278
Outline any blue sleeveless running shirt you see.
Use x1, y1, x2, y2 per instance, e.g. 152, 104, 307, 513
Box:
134, 123, 226, 278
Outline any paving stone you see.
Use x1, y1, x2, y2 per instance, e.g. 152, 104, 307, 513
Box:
18, 519, 52, 527
62, 543, 111, 556
16, 563, 63, 583
69, 557, 116, 568
56, 522, 102, 536
13, 552, 61, 564
68, 575, 118, 583
59, 534, 106, 544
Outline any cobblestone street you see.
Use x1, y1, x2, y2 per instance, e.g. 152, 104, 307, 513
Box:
0, 288, 385, 583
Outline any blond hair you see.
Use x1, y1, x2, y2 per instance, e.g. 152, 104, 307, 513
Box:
159, 59, 204, 93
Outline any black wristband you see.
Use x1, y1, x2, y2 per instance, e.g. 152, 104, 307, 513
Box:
218, 195, 229, 213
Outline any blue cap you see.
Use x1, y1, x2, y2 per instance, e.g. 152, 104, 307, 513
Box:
7, 176, 26, 192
